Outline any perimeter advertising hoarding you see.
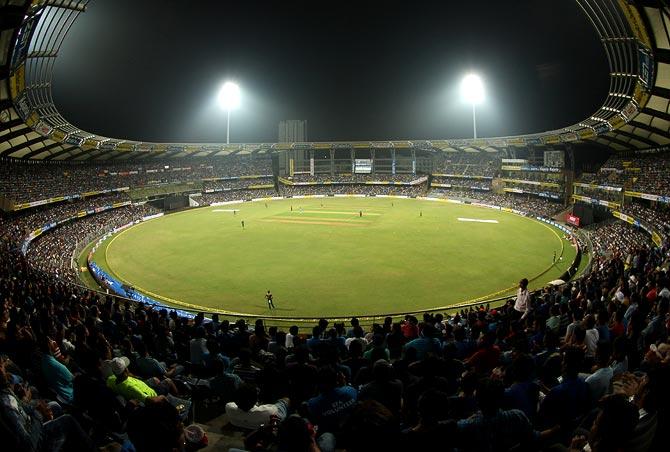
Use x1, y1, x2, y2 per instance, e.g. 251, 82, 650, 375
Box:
566, 214, 580, 227
625, 191, 670, 203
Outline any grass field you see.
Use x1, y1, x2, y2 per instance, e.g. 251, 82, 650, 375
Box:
91, 197, 576, 317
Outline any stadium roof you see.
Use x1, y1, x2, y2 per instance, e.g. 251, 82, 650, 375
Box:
0, 0, 669, 160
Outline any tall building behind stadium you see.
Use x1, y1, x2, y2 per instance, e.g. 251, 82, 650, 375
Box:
278, 119, 307, 143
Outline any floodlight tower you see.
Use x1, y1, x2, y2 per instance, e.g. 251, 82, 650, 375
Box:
460, 74, 484, 139
218, 81, 241, 144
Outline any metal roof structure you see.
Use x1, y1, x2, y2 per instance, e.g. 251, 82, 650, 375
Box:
1, 0, 669, 160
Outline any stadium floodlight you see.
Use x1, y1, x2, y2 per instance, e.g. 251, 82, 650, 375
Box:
460, 73, 484, 139
218, 81, 241, 144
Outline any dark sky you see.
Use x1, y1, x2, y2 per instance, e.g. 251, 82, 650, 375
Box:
52, 0, 609, 144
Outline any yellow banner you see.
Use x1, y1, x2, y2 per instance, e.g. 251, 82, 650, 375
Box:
25, 111, 39, 127
652, 231, 662, 247
50, 130, 67, 142
578, 128, 595, 139
617, 0, 652, 48
82, 139, 100, 150
9, 64, 26, 99
116, 142, 134, 151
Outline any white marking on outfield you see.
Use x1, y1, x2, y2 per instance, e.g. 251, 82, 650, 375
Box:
299, 210, 381, 215
457, 217, 499, 223
212, 209, 240, 212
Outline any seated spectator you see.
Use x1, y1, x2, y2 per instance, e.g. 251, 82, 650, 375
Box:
584, 341, 614, 402
0, 362, 94, 451
403, 324, 441, 360
208, 357, 242, 402
565, 394, 638, 452
402, 389, 456, 450
306, 365, 357, 436
456, 378, 537, 451
225, 382, 289, 430
126, 397, 185, 452
105, 356, 157, 402
537, 347, 591, 436
358, 359, 403, 415
39, 336, 74, 405
134, 341, 182, 379
503, 353, 539, 421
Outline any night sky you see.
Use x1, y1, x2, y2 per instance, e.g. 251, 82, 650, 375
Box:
52, 0, 609, 144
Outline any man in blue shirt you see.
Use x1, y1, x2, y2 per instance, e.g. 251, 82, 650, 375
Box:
40, 338, 74, 405
307, 365, 357, 435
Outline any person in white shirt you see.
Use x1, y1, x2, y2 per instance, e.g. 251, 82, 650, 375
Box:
225, 382, 289, 430
513, 278, 531, 320
285, 325, 299, 349
583, 315, 600, 359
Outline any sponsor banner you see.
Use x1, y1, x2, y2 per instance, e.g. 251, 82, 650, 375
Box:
35, 120, 53, 136
391, 141, 411, 148
312, 143, 331, 149
49, 130, 67, 143
502, 159, 527, 164
504, 188, 524, 194
25, 111, 39, 128
371, 142, 391, 148
142, 213, 164, 221
100, 141, 118, 151
621, 101, 638, 120
247, 184, 275, 189
572, 194, 620, 208
333, 143, 352, 149
414, 141, 433, 149
21, 202, 130, 254
608, 114, 625, 130
9, 64, 26, 99
612, 210, 636, 225
116, 142, 135, 152
274, 143, 291, 150
506, 138, 526, 146
15, 94, 30, 119
292, 143, 311, 150
624, 191, 670, 203
432, 174, 493, 180
594, 122, 611, 135
352, 142, 370, 148
431, 183, 452, 188
136, 143, 153, 152
525, 137, 542, 145
542, 135, 561, 144
82, 139, 100, 150
566, 214, 580, 227
65, 135, 83, 147
573, 182, 622, 192
560, 132, 579, 142
502, 178, 560, 188
578, 128, 595, 139
632, 82, 649, 106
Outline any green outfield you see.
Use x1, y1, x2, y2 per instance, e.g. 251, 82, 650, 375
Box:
90, 197, 576, 317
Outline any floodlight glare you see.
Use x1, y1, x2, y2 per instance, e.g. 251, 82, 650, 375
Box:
218, 81, 241, 111
461, 74, 484, 105
218, 81, 241, 144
